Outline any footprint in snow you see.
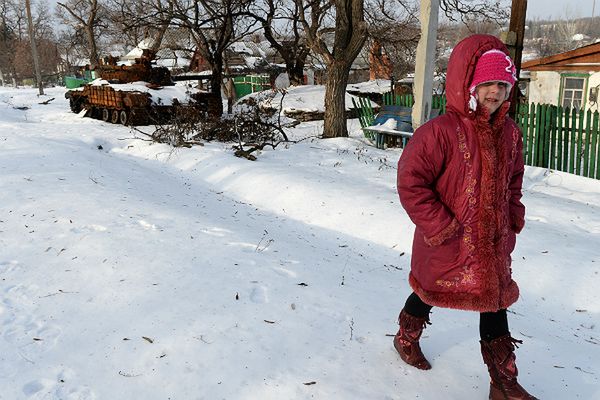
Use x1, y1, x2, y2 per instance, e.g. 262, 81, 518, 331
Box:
201, 227, 231, 237
23, 379, 54, 397
23, 367, 96, 399
3, 284, 38, 308
526, 215, 548, 223
4, 315, 62, 353
250, 286, 269, 304
0, 260, 20, 273
272, 266, 297, 278
138, 219, 162, 231
70, 224, 108, 234
2, 284, 63, 353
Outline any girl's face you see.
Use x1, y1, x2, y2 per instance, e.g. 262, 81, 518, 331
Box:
476, 81, 509, 114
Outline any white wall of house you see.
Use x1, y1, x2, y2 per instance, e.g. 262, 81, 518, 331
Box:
527, 71, 562, 105
527, 70, 600, 112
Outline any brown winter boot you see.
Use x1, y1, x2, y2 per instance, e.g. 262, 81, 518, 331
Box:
480, 334, 539, 400
393, 309, 432, 370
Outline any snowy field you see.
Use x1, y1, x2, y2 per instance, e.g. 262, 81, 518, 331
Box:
1, 86, 599, 399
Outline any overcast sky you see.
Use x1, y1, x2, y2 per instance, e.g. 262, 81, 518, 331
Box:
46, 0, 598, 23
527, 0, 598, 19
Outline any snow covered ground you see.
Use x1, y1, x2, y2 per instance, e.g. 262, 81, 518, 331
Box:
1, 86, 599, 399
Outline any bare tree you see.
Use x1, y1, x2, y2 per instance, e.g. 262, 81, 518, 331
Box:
297, 0, 367, 138
6, 0, 27, 40
365, 0, 420, 80
107, 0, 174, 51
56, 0, 108, 68
32, 0, 55, 38
0, 0, 17, 84
25, 0, 43, 93
0, 0, 58, 86
291, 0, 506, 138
554, 14, 584, 51
524, 14, 595, 58
13, 37, 60, 79
170, 0, 258, 117
439, 0, 509, 25
247, 0, 317, 86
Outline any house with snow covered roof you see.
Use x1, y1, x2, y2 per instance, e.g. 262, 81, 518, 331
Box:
121, 30, 195, 73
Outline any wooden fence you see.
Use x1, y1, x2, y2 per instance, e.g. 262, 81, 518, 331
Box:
381, 92, 447, 114
516, 103, 600, 180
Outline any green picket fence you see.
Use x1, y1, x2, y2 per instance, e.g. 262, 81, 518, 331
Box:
516, 103, 600, 180
381, 92, 446, 114
233, 75, 271, 98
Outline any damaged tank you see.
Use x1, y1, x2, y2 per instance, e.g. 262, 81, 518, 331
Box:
65, 50, 220, 125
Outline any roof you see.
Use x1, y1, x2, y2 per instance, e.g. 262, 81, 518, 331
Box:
522, 41, 600, 72
115, 32, 194, 70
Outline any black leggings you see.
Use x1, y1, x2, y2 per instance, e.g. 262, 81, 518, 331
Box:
404, 292, 509, 342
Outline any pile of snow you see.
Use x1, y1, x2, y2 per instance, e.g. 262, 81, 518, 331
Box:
230, 42, 267, 58
0, 85, 599, 399
572, 33, 590, 42
347, 79, 394, 94
155, 56, 192, 69
79, 79, 200, 105
381, 117, 399, 130
241, 85, 362, 114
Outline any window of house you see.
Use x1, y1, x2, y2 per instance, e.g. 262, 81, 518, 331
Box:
561, 76, 586, 111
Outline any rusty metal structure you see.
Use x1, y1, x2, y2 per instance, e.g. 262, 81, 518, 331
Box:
65, 50, 220, 125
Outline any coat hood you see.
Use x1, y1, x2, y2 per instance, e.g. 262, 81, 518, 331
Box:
445, 34, 513, 117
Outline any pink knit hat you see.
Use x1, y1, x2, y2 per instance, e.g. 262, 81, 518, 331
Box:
469, 49, 517, 93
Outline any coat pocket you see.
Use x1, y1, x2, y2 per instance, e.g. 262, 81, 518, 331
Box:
425, 226, 462, 266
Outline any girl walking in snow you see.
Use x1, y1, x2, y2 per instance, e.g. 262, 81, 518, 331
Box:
394, 34, 537, 400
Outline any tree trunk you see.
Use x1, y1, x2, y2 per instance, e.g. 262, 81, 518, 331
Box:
288, 63, 305, 86
223, 75, 235, 114
323, 63, 350, 138
149, 22, 170, 53
209, 62, 224, 118
25, 0, 43, 95
86, 27, 99, 67
223, 61, 236, 114
298, 0, 366, 138
11, 65, 18, 86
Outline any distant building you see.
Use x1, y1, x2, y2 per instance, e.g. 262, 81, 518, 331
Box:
122, 30, 195, 74
369, 40, 392, 81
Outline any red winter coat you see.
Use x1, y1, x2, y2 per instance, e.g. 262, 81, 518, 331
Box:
397, 35, 526, 312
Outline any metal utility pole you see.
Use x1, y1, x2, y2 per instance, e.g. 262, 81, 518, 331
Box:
502, 0, 527, 119
412, 0, 440, 130
25, 0, 44, 95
